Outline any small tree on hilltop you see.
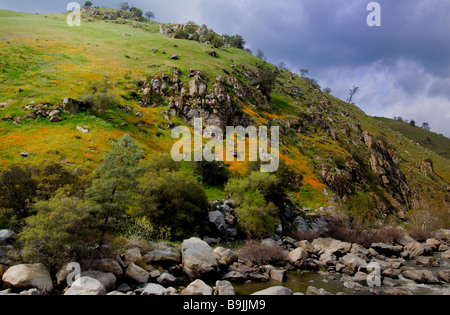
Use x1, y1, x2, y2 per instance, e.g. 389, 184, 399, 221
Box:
84, 1, 93, 8
119, 2, 130, 11
130, 7, 143, 19
145, 11, 155, 20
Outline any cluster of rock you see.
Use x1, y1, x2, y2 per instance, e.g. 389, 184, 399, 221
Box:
159, 24, 211, 40
1, 226, 449, 295
139, 68, 258, 130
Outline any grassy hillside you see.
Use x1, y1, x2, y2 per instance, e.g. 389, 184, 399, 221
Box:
0, 8, 449, 219
374, 117, 450, 159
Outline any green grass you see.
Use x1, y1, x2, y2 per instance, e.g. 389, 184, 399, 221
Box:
373, 117, 450, 159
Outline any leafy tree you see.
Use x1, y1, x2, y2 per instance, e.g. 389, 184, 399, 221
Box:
119, 2, 130, 11
192, 159, 230, 187
235, 191, 279, 238
409, 120, 416, 127
0, 164, 37, 227
84, 1, 93, 7
130, 7, 143, 19
246, 160, 302, 195
230, 35, 245, 49
145, 11, 155, 20
324, 87, 332, 94
87, 135, 144, 243
19, 191, 99, 267
253, 64, 276, 96
0, 162, 90, 229
135, 170, 209, 240
143, 152, 180, 174
225, 173, 282, 238
211, 35, 225, 49
422, 122, 431, 132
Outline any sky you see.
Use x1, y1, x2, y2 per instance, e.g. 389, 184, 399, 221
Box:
1, 0, 449, 137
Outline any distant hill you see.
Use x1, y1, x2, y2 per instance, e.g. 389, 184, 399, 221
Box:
0, 8, 449, 221
374, 117, 450, 159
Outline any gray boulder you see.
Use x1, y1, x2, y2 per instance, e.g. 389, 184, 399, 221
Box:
143, 249, 181, 264
416, 256, 440, 267
2, 263, 53, 293
215, 280, 235, 295
64, 277, 106, 295
124, 248, 142, 263
142, 283, 167, 296
81, 271, 116, 291
181, 279, 213, 296
437, 270, 450, 283
312, 238, 352, 256
341, 253, 368, 274
401, 269, 441, 284
404, 242, 434, 258
208, 211, 228, 240
0, 230, 16, 245
125, 263, 150, 284
252, 286, 293, 296
288, 247, 308, 267
96, 258, 123, 277
157, 272, 176, 286
63, 97, 80, 114
370, 243, 403, 257
182, 237, 226, 279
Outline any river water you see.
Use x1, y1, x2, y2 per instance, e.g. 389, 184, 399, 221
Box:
232, 254, 450, 296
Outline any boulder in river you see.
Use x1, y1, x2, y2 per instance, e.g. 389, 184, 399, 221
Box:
182, 237, 226, 279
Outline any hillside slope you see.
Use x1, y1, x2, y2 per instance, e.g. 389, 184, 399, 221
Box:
374, 117, 450, 159
0, 9, 449, 225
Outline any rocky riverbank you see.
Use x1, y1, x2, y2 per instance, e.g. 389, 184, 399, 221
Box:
1, 228, 449, 295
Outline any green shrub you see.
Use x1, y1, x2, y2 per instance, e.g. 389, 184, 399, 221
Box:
238, 241, 287, 266
226, 172, 282, 238
235, 191, 279, 238
125, 217, 172, 242
81, 79, 117, 116
253, 64, 276, 96
18, 192, 99, 267
143, 152, 180, 174
0, 162, 90, 229
135, 170, 209, 240
192, 160, 230, 187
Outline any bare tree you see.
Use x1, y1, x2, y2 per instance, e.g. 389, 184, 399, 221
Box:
347, 86, 359, 104
299, 69, 309, 78
119, 2, 130, 11
256, 49, 266, 61
145, 11, 155, 20
324, 87, 332, 94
